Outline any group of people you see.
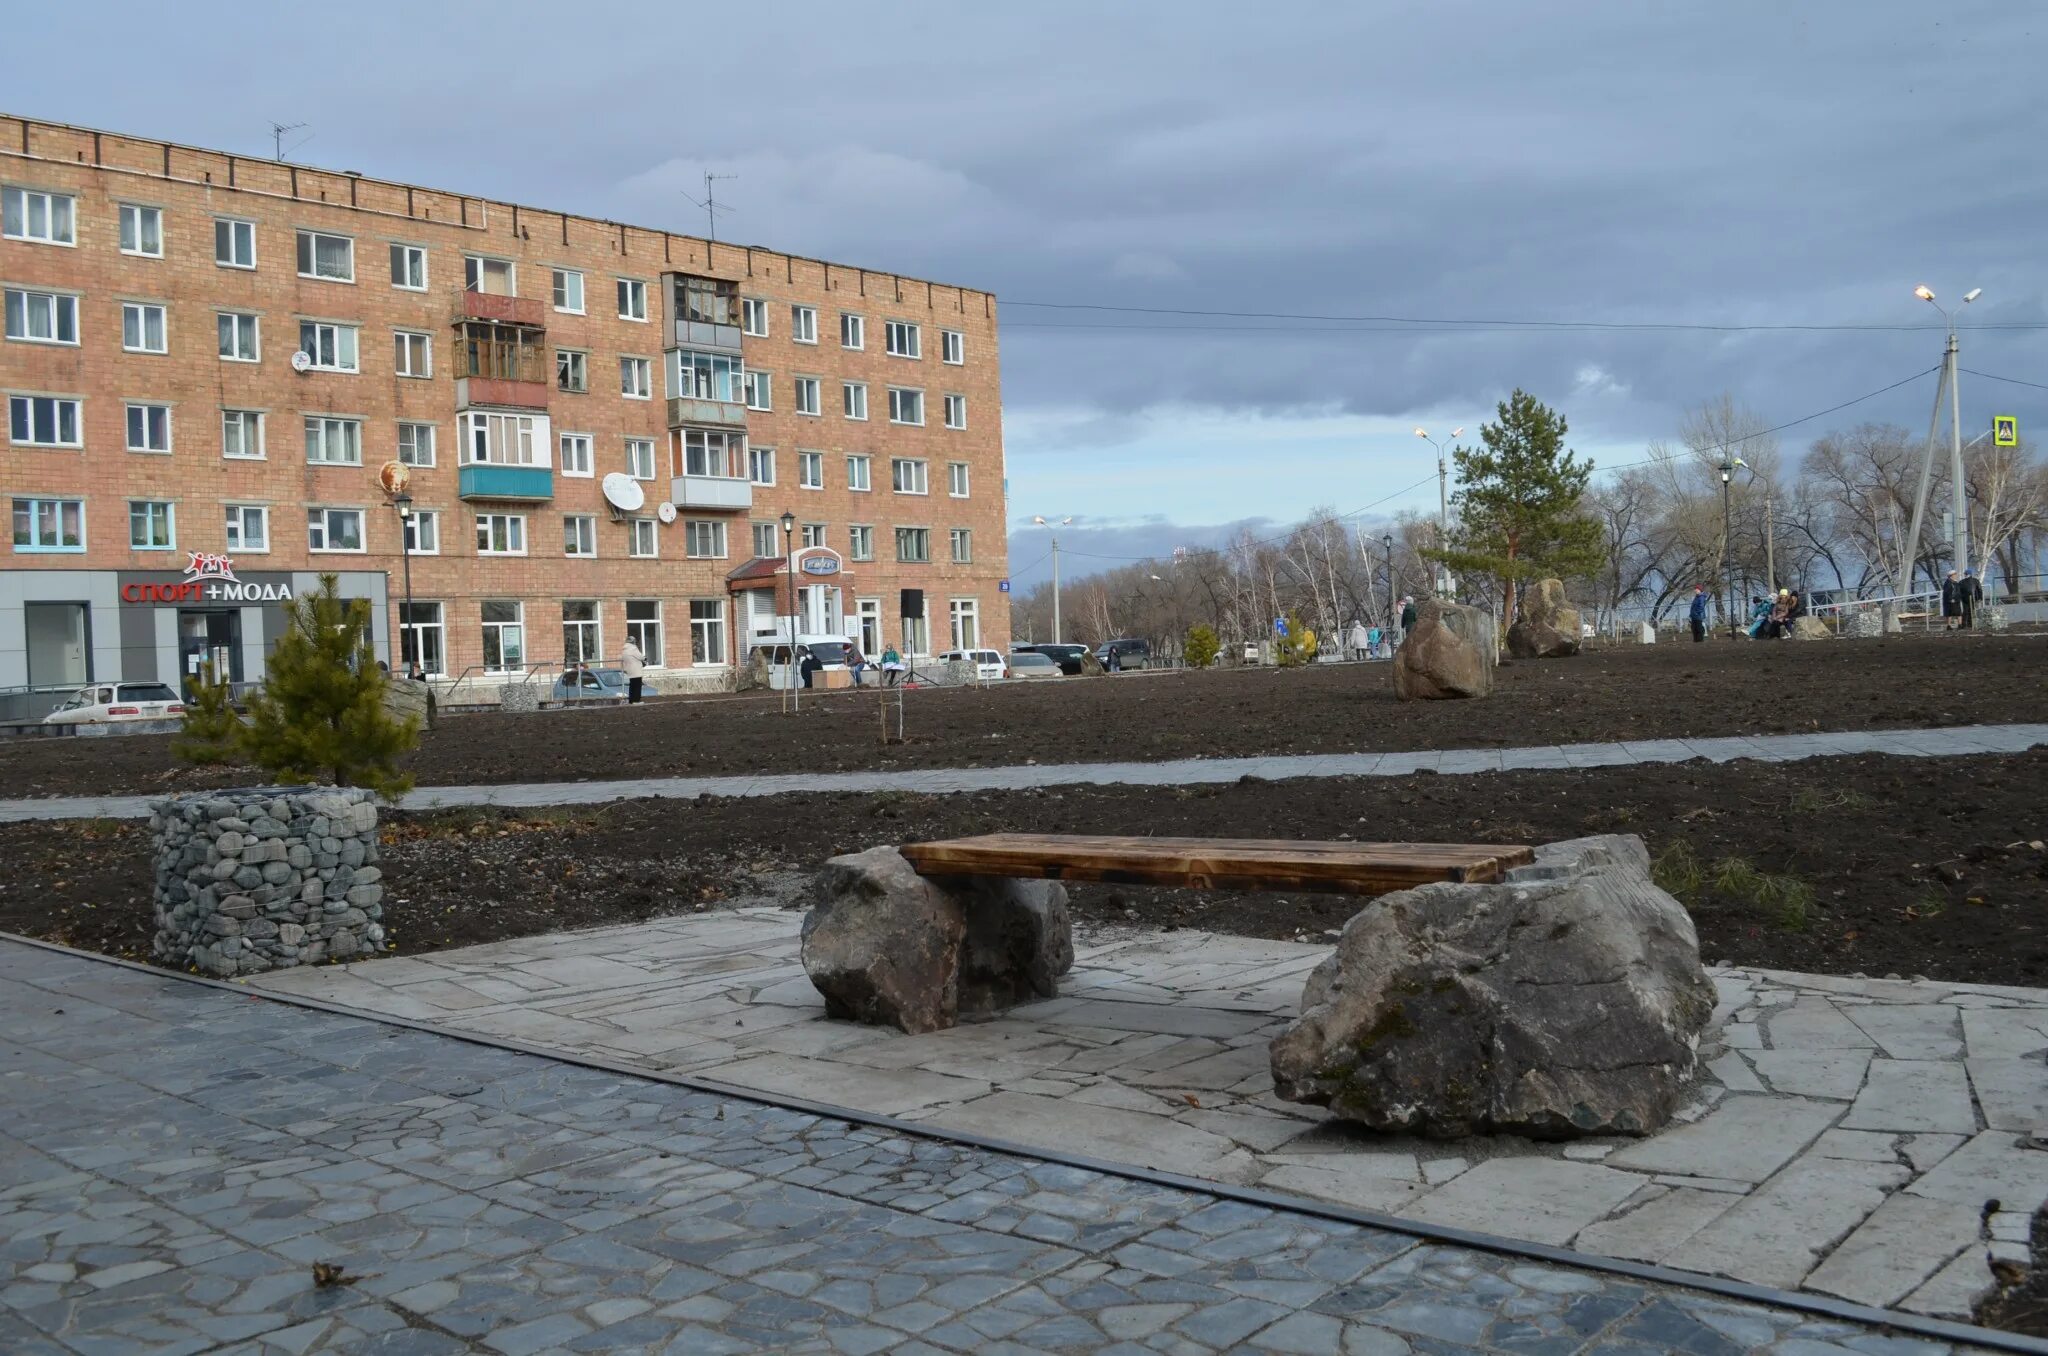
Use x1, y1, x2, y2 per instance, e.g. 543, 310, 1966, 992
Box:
823, 645, 909, 688
1941, 569, 1985, 630
1687, 584, 1808, 641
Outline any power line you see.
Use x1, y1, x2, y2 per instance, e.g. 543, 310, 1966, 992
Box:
1961, 366, 2048, 393
1005, 299, 2048, 335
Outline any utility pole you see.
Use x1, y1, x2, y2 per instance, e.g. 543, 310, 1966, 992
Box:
1719, 460, 1738, 638
1414, 427, 1463, 598
1763, 486, 1776, 594
1032, 516, 1072, 644
683, 171, 738, 242
1899, 285, 1980, 597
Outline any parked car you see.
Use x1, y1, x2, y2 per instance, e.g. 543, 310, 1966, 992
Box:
940, 648, 1008, 681
550, 666, 631, 702
1015, 642, 1090, 675
1007, 650, 1063, 679
1094, 637, 1152, 670
43, 682, 185, 725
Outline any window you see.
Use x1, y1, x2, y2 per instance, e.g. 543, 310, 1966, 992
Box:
842, 381, 868, 421
307, 507, 365, 552
799, 451, 824, 489
885, 320, 921, 359
299, 321, 359, 372
296, 229, 354, 282
129, 501, 175, 550
749, 446, 775, 484
461, 410, 541, 465
752, 523, 779, 558
892, 458, 929, 495
794, 376, 821, 416
221, 409, 263, 460
950, 527, 973, 563
848, 525, 874, 561
791, 304, 818, 344
944, 394, 967, 430
126, 403, 171, 453
743, 369, 772, 411
556, 348, 588, 393
401, 602, 444, 677
559, 432, 593, 477
12, 498, 84, 551
840, 312, 864, 349
5, 288, 78, 344
120, 204, 163, 258
620, 356, 652, 398
667, 349, 745, 402
474, 513, 526, 555
563, 601, 602, 665
742, 297, 768, 336
888, 387, 925, 426
225, 504, 268, 552
121, 302, 167, 354
690, 600, 726, 665
846, 455, 871, 492
402, 508, 439, 554
685, 520, 726, 559
481, 601, 525, 672
397, 422, 436, 467
552, 268, 584, 314
857, 598, 882, 656
390, 243, 428, 290
217, 311, 258, 361
801, 522, 827, 549
213, 217, 256, 268
948, 461, 971, 497
464, 255, 514, 295
394, 330, 432, 378
942, 329, 964, 365
563, 514, 597, 556
8, 396, 82, 447
950, 598, 980, 651
679, 428, 743, 478
896, 527, 931, 563
629, 517, 658, 558
626, 601, 664, 666
617, 277, 647, 321
675, 274, 737, 325
3, 188, 75, 245
613, 438, 652, 482
305, 416, 363, 465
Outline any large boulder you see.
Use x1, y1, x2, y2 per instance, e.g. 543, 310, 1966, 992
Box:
802, 847, 964, 1033
1269, 835, 1715, 1139
1392, 601, 1496, 700
1506, 578, 1583, 659
1789, 615, 1830, 640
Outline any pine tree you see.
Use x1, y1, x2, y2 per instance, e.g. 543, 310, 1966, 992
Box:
239, 574, 419, 796
172, 658, 241, 766
1432, 390, 1606, 626
1183, 623, 1220, 669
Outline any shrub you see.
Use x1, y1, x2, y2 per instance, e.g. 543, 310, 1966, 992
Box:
172, 659, 240, 766
1184, 624, 1220, 670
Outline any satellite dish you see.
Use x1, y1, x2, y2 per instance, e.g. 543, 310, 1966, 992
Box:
655, 500, 678, 524
378, 461, 412, 497
600, 473, 645, 518
289, 350, 313, 374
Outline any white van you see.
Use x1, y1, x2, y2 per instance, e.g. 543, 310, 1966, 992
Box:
755, 634, 858, 689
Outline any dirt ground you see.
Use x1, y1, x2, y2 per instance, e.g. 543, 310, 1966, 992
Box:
3, 633, 2044, 799
6, 750, 2042, 985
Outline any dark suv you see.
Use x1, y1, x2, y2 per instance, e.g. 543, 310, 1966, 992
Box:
1015, 642, 1089, 675
1094, 638, 1151, 670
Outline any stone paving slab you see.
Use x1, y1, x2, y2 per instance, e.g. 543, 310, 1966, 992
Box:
4, 720, 2045, 821
3, 940, 2013, 1355
243, 906, 2048, 1328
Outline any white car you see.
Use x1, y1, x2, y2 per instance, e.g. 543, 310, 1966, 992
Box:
940, 648, 1008, 681
43, 681, 186, 725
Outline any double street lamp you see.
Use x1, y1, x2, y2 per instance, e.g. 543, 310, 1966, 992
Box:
781, 510, 799, 710
392, 492, 417, 676
1032, 515, 1073, 643
1413, 427, 1462, 598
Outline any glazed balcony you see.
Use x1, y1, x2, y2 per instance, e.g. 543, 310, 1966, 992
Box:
453, 322, 549, 410
670, 474, 752, 512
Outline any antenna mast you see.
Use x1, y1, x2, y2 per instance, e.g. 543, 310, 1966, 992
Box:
682, 170, 738, 242
268, 121, 309, 161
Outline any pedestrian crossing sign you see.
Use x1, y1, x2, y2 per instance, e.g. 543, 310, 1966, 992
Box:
1995, 415, 2018, 447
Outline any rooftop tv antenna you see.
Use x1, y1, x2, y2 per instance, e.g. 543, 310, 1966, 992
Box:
682, 170, 738, 241
268, 121, 311, 161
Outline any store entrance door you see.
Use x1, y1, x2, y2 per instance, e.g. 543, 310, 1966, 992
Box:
178, 610, 243, 693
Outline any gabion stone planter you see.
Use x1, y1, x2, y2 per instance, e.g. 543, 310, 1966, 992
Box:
150, 787, 386, 978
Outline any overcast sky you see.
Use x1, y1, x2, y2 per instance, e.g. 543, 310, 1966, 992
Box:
17, 2, 2046, 587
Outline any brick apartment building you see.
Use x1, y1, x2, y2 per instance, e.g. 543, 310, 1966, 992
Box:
0, 113, 1008, 708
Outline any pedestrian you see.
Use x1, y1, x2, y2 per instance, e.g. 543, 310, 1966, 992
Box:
621, 637, 645, 704
1106, 645, 1122, 673
1941, 571, 1962, 631
881, 645, 903, 687
847, 645, 867, 688
1688, 585, 1709, 643
799, 645, 818, 689
1399, 596, 1418, 632
1960, 568, 1983, 629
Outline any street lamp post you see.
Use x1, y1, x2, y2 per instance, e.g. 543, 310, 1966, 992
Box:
1717, 461, 1737, 638
392, 492, 416, 676
1031, 515, 1073, 643
780, 510, 798, 712
1383, 533, 1396, 627
1413, 426, 1463, 598
1898, 284, 1981, 595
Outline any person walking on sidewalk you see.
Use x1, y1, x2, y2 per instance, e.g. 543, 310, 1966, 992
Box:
1689, 585, 1709, 642
621, 638, 645, 704
1941, 571, 1963, 631
1960, 568, 1984, 629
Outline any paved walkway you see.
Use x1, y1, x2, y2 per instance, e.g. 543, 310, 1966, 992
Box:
4, 722, 2043, 822
248, 907, 2048, 1327
4, 943, 2003, 1355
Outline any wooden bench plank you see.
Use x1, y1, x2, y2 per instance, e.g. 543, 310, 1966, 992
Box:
900, 833, 1534, 897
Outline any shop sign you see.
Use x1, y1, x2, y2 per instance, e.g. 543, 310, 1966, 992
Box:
800, 555, 841, 576
121, 553, 295, 605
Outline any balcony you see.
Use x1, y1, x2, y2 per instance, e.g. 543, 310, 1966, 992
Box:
459, 464, 554, 502
666, 274, 743, 350
452, 288, 545, 329
667, 395, 747, 429
453, 323, 550, 410
671, 474, 753, 512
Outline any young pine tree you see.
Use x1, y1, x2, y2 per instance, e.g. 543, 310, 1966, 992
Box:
172, 658, 241, 766
1432, 390, 1606, 627
1183, 623, 1221, 670
239, 574, 419, 796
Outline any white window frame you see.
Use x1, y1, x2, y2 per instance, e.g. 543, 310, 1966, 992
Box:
617, 277, 648, 322
556, 348, 588, 393
296, 229, 355, 283
749, 446, 776, 485
225, 503, 270, 553
744, 369, 772, 411
626, 600, 664, 668
552, 268, 585, 314
397, 421, 436, 467
125, 402, 172, 454
791, 304, 818, 344
950, 597, 981, 651
563, 513, 597, 557
751, 523, 779, 558
684, 519, 727, 559
221, 409, 265, 461
563, 600, 603, 665
474, 512, 528, 556
121, 302, 168, 354
394, 329, 433, 378
846, 454, 871, 492
942, 329, 965, 365
299, 320, 359, 373
464, 254, 515, 295
214, 217, 256, 269
307, 506, 366, 553
460, 411, 543, 466
794, 376, 821, 417
842, 381, 868, 421
620, 356, 652, 399
8, 394, 83, 448
742, 297, 769, 337
119, 204, 164, 258
888, 387, 925, 426
559, 431, 594, 478
885, 320, 922, 359
950, 528, 974, 564
390, 243, 428, 291
801, 522, 827, 549
3, 187, 76, 246
629, 517, 659, 558
401, 601, 446, 678
129, 499, 176, 552
689, 599, 727, 666
896, 526, 931, 564
481, 601, 525, 673
402, 508, 440, 555
304, 415, 364, 466
892, 458, 930, 496
849, 524, 874, 561
944, 393, 967, 430
799, 451, 824, 490
840, 312, 865, 350
5, 288, 79, 345
217, 311, 259, 362
948, 461, 971, 497
625, 437, 657, 481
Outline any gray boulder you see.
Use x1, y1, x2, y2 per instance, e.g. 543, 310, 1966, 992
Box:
1506, 578, 1583, 659
1269, 835, 1714, 1139
802, 846, 964, 1033
956, 876, 1074, 1013
1393, 601, 1497, 700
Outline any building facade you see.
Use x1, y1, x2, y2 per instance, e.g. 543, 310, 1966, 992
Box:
0, 114, 1007, 707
